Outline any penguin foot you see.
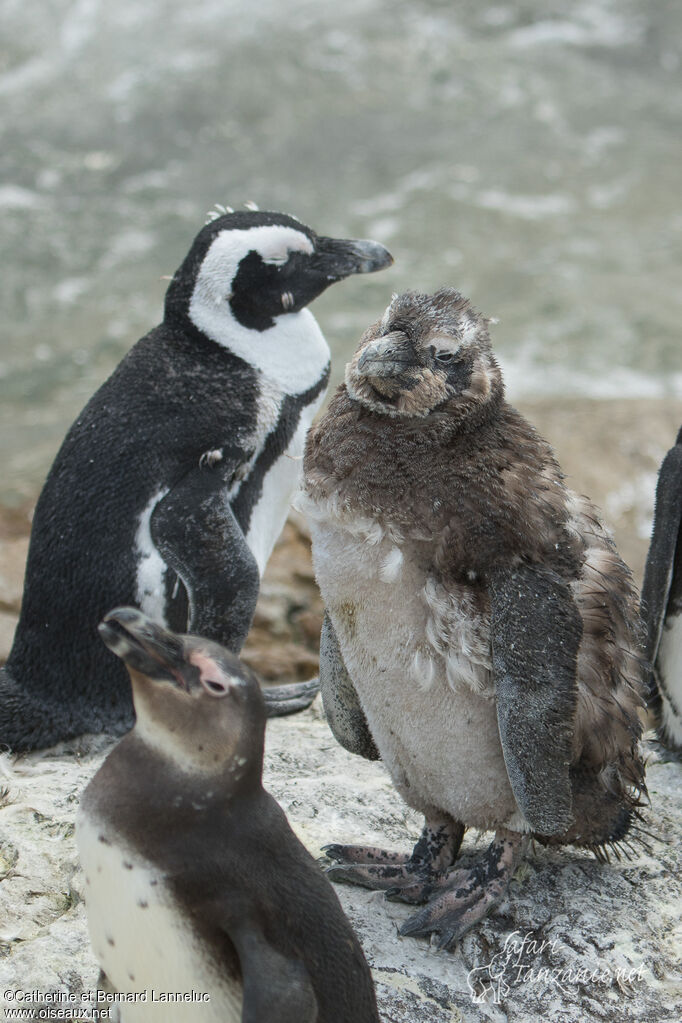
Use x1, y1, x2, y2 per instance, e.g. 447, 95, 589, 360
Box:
323, 816, 465, 896
384, 872, 454, 905
325, 856, 427, 891
262, 678, 320, 717
323, 844, 412, 866
399, 829, 529, 949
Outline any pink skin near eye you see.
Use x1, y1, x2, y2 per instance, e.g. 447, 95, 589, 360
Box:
189, 651, 233, 698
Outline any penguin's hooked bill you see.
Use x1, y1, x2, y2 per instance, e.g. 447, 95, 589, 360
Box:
99, 608, 189, 688
356, 331, 413, 378
313, 237, 393, 281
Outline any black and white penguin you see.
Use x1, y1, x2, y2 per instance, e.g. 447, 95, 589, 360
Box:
641, 425, 682, 751
301, 287, 647, 948
0, 210, 392, 751
77, 607, 380, 1023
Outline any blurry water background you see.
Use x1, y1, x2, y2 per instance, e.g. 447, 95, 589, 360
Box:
1, 0, 681, 506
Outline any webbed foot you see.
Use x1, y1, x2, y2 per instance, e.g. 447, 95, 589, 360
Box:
399, 828, 529, 949
323, 815, 465, 896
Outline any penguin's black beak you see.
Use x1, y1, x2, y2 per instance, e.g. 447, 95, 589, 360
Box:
356, 331, 412, 378
99, 607, 189, 688
313, 237, 393, 281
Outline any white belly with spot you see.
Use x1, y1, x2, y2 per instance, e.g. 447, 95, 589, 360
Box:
307, 506, 518, 829
134, 488, 170, 623
77, 811, 242, 1023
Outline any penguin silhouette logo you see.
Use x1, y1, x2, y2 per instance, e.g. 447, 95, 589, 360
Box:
0, 210, 392, 750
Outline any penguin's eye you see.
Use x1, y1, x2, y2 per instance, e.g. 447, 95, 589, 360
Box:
435, 350, 455, 364
202, 677, 230, 697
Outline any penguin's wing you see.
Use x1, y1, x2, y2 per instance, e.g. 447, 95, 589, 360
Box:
232, 926, 318, 1023
151, 457, 260, 652
641, 441, 682, 682
488, 562, 582, 835
198, 901, 317, 1023
320, 612, 380, 760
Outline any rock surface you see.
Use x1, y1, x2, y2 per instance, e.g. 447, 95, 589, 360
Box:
0, 713, 680, 1022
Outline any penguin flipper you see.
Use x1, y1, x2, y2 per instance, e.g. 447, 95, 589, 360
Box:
319, 612, 380, 760
489, 563, 582, 836
150, 462, 318, 717
641, 440, 682, 714
230, 923, 318, 1023
262, 677, 321, 717
151, 461, 260, 652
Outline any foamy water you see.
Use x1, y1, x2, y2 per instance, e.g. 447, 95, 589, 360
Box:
1, 0, 681, 501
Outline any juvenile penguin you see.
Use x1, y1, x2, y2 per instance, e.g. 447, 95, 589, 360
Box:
302, 288, 647, 948
641, 424, 682, 750
77, 607, 380, 1023
0, 210, 392, 751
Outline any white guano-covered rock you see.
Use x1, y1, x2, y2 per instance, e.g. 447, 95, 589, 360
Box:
0, 706, 680, 1022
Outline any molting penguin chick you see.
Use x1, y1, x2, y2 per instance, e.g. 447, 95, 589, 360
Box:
77, 607, 380, 1023
302, 287, 647, 949
0, 210, 392, 751
641, 424, 682, 751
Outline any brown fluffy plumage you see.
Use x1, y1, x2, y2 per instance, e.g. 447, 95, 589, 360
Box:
304, 288, 646, 854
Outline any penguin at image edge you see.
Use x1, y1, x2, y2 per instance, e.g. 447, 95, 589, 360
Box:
77, 606, 380, 1023
641, 424, 682, 751
0, 208, 392, 751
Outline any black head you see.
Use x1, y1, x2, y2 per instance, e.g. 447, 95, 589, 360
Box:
345, 288, 503, 420
99, 607, 264, 781
164, 209, 393, 333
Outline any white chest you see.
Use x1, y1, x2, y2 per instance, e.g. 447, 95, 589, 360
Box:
305, 503, 517, 829
134, 488, 170, 622
77, 810, 242, 1023
134, 376, 326, 627
657, 612, 682, 747
244, 391, 324, 576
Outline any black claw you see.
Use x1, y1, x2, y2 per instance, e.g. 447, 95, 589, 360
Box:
399, 912, 427, 938
385, 882, 433, 905
399, 921, 427, 939
321, 844, 345, 861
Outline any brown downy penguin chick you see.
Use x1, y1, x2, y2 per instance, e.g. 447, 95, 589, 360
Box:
77, 607, 379, 1023
301, 288, 647, 949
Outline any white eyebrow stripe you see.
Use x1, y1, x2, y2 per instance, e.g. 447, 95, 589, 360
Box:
194, 226, 314, 303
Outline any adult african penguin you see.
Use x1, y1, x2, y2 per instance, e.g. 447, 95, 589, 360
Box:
302, 287, 647, 949
0, 210, 392, 751
77, 607, 380, 1023
641, 424, 682, 751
